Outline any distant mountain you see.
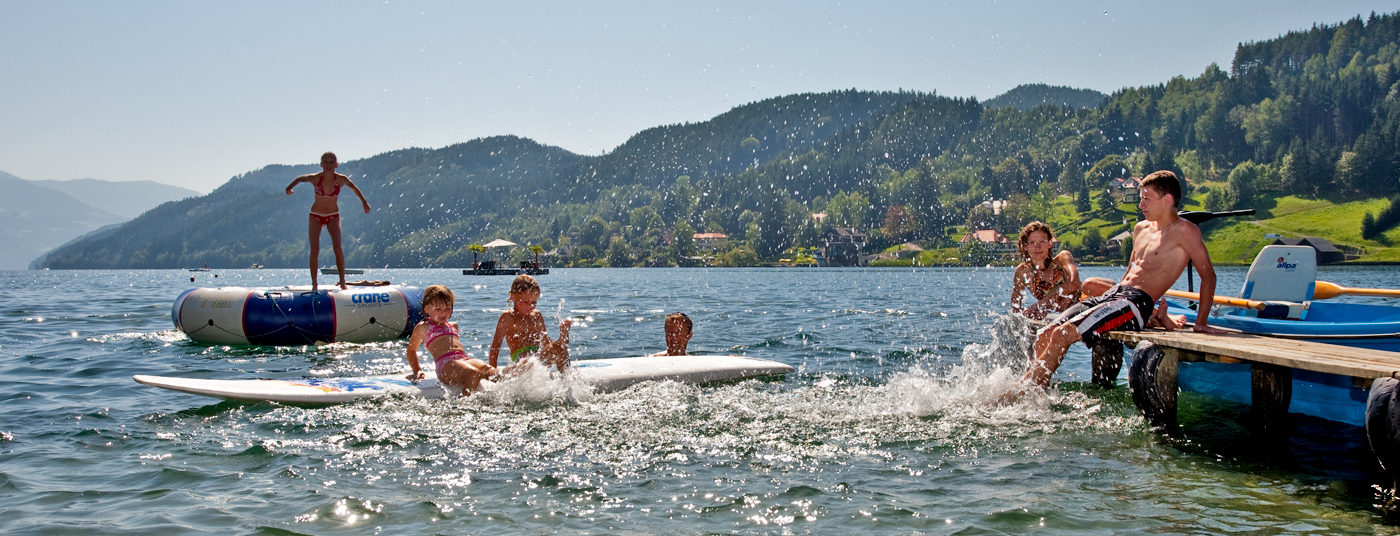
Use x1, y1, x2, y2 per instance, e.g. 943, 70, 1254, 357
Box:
982, 84, 1107, 111
28, 177, 200, 219
0, 172, 126, 270
35, 91, 936, 269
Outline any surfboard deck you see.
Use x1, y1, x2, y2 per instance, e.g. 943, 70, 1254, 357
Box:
134, 355, 794, 403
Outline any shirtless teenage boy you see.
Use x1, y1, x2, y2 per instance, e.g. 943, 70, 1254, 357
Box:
1019, 170, 1224, 391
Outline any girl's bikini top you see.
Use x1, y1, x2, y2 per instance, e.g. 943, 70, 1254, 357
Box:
314, 176, 342, 198
423, 320, 458, 346
1029, 263, 1068, 301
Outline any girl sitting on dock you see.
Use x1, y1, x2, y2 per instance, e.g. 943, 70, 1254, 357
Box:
1010, 222, 1085, 320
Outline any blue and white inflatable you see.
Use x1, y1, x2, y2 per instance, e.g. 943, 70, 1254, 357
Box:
172, 285, 424, 346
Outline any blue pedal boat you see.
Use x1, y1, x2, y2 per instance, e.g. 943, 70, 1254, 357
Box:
1158, 245, 1400, 426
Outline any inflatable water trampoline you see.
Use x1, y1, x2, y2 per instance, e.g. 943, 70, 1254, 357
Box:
172, 285, 424, 346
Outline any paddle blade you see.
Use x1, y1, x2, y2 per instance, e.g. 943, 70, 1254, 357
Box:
1314, 280, 1400, 299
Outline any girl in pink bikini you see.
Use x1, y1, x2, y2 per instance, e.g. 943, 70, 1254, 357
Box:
406, 285, 497, 395
284, 152, 371, 290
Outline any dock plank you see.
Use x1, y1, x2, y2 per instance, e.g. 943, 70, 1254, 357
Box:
1107, 330, 1400, 380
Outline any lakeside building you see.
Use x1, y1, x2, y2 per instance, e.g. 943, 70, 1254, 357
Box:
692, 233, 729, 251
823, 227, 867, 267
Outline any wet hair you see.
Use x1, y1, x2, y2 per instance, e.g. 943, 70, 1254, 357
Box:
321, 151, 337, 162
1017, 221, 1055, 269
422, 284, 455, 309
666, 312, 693, 334
1140, 170, 1181, 208
510, 274, 540, 295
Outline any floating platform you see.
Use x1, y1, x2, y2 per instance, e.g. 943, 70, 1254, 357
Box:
463, 268, 549, 276
321, 268, 365, 275
172, 285, 423, 346
463, 260, 548, 276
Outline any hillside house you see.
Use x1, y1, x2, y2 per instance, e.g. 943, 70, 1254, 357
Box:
958, 229, 1014, 254
1270, 237, 1347, 265
1111, 177, 1140, 203
692, 233, 729, 251
823, 227, 867, 267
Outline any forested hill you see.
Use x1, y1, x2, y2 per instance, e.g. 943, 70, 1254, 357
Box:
38, 11, 1400, 268
38, 92, 933, 269
982, 84, 1107, 111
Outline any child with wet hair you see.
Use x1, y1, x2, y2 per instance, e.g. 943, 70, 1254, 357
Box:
651, 312, 693, 356
489, 275, 571, 373
406, 285, 496, 395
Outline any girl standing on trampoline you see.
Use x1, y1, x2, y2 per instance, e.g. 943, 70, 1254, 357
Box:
285, 151, 371, 290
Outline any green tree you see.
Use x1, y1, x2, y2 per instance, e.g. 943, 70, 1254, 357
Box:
1075, 182, 1092, 213
673, 220, 696, 258
960, 239, 991, 265
607, 239, 632, 267
1058, 157, 1084, 192
1086, 154, 1130, 189
825, 191, 870, 228
717, 246, 759, 267
1080, 227, 1105, 257
573, 245, 598, 265
580, 216, 609, 249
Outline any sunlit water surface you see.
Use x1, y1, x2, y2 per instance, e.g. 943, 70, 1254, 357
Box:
3, 267, 1400, 534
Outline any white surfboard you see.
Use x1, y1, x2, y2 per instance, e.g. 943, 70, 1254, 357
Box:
133, 355, 794, 404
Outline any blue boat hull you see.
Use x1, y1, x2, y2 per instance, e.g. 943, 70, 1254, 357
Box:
1168, 300, 1400, 351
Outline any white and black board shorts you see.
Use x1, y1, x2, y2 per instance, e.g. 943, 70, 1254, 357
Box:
1054, 285, 1155, 345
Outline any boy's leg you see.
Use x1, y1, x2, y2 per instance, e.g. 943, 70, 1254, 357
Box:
542, 342, 570, 372
1024, 324, 1081, 389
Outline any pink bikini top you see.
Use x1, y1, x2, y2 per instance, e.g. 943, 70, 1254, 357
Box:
314, 176, 342, 198
423, 320, 458, 346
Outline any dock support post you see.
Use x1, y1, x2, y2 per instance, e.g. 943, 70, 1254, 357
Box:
1091, 340, 1124, 388
1129, 341, 1179, 430
1250, 364, 1292, 422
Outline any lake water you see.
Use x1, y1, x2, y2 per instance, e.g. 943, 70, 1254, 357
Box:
4, 266, 1400, 534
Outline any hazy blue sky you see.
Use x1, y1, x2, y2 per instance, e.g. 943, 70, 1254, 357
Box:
4, 1, 1399, 193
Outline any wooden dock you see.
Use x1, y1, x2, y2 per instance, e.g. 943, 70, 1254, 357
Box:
1099, 328, 1400, 427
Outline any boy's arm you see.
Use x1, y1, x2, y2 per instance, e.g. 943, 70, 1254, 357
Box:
1048, 250, 1083, 309
488, 315, 507, 368
1053, 250, 1083, 296
405, 323, 426, 380
342, 176, 372, 213
1182, 225, 1226, 334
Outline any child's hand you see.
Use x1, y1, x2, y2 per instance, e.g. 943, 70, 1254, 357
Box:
362, 201, 371, 213
407, 369, 424, 381
285, 185, 295, 195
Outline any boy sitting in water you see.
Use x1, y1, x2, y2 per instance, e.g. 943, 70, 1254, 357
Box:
650, 312, 693, 356
1014, 170, 1224, 396
489, 275, 571, 373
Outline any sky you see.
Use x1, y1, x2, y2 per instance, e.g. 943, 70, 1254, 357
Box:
5, 1, 1400, 194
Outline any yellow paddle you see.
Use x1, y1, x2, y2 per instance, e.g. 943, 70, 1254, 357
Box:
1163, 289, 1266, 310
1313, 281, 1400, 300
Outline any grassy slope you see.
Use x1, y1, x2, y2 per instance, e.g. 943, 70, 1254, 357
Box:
1200, 195, 1400, 264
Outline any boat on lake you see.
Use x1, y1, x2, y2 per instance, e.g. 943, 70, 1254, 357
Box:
1159, 244, 1400, 426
